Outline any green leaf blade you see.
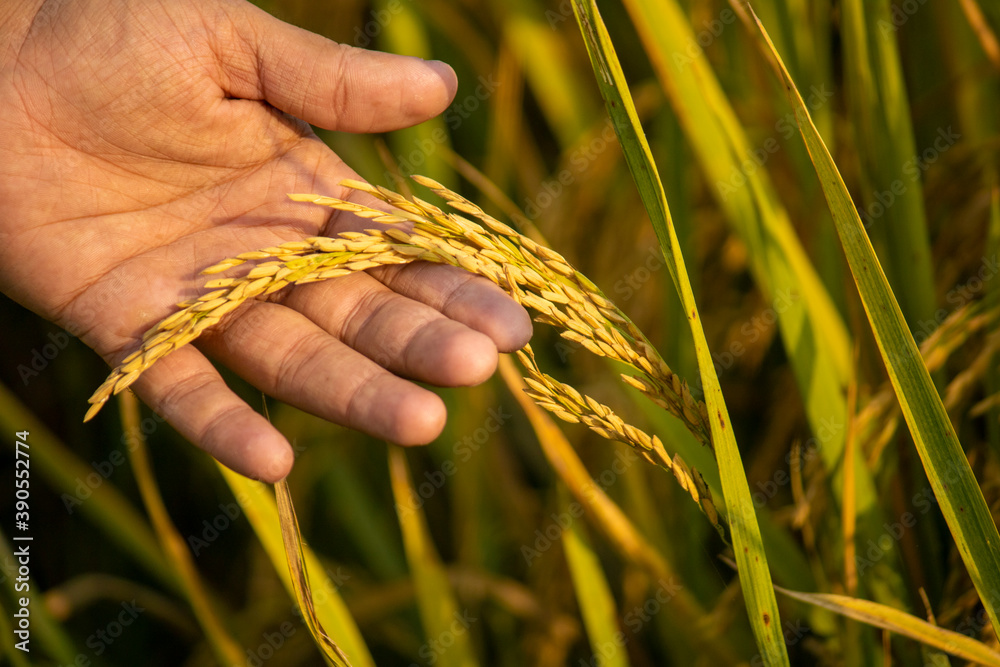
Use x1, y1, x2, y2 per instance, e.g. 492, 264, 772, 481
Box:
570, 2, 790, 663
744, 5, 1000, 638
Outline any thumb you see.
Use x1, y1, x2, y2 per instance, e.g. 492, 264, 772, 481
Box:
216, 3, 457, 133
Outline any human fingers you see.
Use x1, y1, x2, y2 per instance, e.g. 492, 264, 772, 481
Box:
215, 1, 457, 133
198, 299, 449, 445
130, 346, 295, 482
370, 262, 533, 353
276, 270, 502, 385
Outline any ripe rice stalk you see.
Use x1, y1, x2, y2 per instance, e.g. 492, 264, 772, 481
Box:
82, 173, 736, 548
497, 355, 743, 664
81, 175, 745, 631
85, 178, 712, 453
81, 173, 763, 657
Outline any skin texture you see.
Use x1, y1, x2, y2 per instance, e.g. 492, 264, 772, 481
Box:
0, 0, 532, 481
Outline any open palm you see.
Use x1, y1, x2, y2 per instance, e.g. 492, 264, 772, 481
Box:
0, 0, 530, 481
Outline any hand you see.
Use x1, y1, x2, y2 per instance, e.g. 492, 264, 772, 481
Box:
0, 0, 531, 481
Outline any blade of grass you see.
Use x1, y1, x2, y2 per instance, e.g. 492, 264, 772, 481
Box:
274, 480, 353, 667
740, 4, 1000, 638
217, 465, 376, 667
841, 0, 936, 329
559, 483, 630, 667
118, 392, 244, 666
774, 586, 1000, 666
621, 0, 853, 438
570, 2, 788, 663
387, 446, 479, 667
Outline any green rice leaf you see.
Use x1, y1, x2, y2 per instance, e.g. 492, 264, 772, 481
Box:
570, 2, 789, 663
388, 447, 479, 667
275, 480, 354, 667
776, 586, 1000, 666
841, 0, 936, 327
559, 483, 630, 667
742, 5, 1000, 638
218, 466, 376, 667
620, 0, 853, 474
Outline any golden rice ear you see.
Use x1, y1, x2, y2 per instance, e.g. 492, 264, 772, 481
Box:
87, 179, 710, 455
